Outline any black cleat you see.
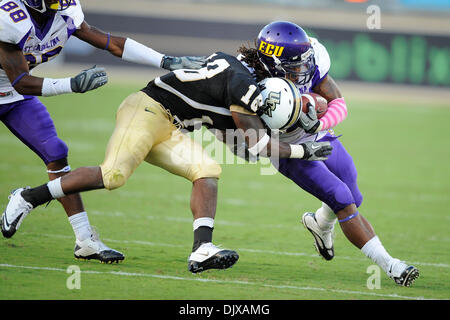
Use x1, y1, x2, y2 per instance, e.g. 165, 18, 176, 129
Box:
389, 263, 420, 287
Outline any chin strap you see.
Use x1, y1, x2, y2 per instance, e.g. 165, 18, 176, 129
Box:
48, 1, 60, 10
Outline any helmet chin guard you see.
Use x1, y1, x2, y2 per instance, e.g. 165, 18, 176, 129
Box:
257, 21, 317, 86
258, 77, 303, 132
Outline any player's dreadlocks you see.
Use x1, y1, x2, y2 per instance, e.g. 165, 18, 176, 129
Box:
237, 41, 270, 82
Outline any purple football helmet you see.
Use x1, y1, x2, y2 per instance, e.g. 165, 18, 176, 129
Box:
256, 21, 316, 85
21, 0, 69, 13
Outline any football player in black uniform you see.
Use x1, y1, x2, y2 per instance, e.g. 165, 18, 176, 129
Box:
2, 52, 332, 273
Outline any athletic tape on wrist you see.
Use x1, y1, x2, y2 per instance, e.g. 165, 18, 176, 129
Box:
41, 77, 72, 96
289, 144, 305, 159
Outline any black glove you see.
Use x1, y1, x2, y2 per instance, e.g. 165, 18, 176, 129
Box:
161, 55, 207, 71
300, 141, 333, 161
298, 103, 321, 134
71, 65, 108, 93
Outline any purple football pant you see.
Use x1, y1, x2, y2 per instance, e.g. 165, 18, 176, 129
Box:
0, 97, 68, 164
277, 133, 363, 213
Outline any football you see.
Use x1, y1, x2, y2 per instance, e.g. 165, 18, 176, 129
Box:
301, 93, 328, 119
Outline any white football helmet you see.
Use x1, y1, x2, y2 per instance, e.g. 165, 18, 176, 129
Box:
258, 77, 302, 131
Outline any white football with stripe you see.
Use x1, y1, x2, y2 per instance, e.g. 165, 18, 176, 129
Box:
301, 93, 328, 119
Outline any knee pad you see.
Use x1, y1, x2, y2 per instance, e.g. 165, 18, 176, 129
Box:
354, 192, 363, 208
346, 180, 363, 209
328, 184, 356, 213
42, 136, 68, 164
100, 166, 129, 190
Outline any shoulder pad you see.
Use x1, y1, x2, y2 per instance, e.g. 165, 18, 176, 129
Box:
59, 0, 84, 28
310, 37, 331, 79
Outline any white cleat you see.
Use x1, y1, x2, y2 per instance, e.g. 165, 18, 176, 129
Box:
302, 212, 335, 260
1, 188, 34, 239
387, 259, 419, 287
188, 242, 239, 273
74, 228, 124, 264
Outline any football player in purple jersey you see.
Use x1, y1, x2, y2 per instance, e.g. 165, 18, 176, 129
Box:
238, 21, 419, 286
0, 0, 205, 263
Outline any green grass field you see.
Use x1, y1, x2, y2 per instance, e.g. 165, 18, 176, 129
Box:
0, 82, 449, 301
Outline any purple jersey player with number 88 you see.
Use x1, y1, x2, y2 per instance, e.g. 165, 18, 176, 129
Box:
0, 0, 206, 263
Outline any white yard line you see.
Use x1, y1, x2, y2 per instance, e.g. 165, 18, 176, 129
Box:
0, 263, 437, 300
26, 232, 450, 269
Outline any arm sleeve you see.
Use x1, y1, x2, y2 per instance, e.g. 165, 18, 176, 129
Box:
121, 38, 164, 67
319, 97, 348, 130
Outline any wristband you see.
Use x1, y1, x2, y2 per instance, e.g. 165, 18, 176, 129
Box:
122, 38, 165, 68
289, 144, 305, 159
41, 77, 72, 97
11, 72, 29, 87
104, 32, 111, 50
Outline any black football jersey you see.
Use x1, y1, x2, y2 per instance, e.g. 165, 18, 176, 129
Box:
141, 52, 263, 131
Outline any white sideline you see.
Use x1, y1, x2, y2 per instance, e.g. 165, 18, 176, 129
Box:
30, 232, 450, 269
0, 263, 435, 300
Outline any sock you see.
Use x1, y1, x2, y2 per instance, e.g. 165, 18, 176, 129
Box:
68, 212, 92, 242
361, 236, 395, 274
21, 178, 66, 207
315, 202, 336, 231
192, 217, 214, 251
21, 184, 53, 207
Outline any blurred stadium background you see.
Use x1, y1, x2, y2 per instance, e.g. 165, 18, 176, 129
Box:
2, 0, 449, 301
38, 0, 449, 102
